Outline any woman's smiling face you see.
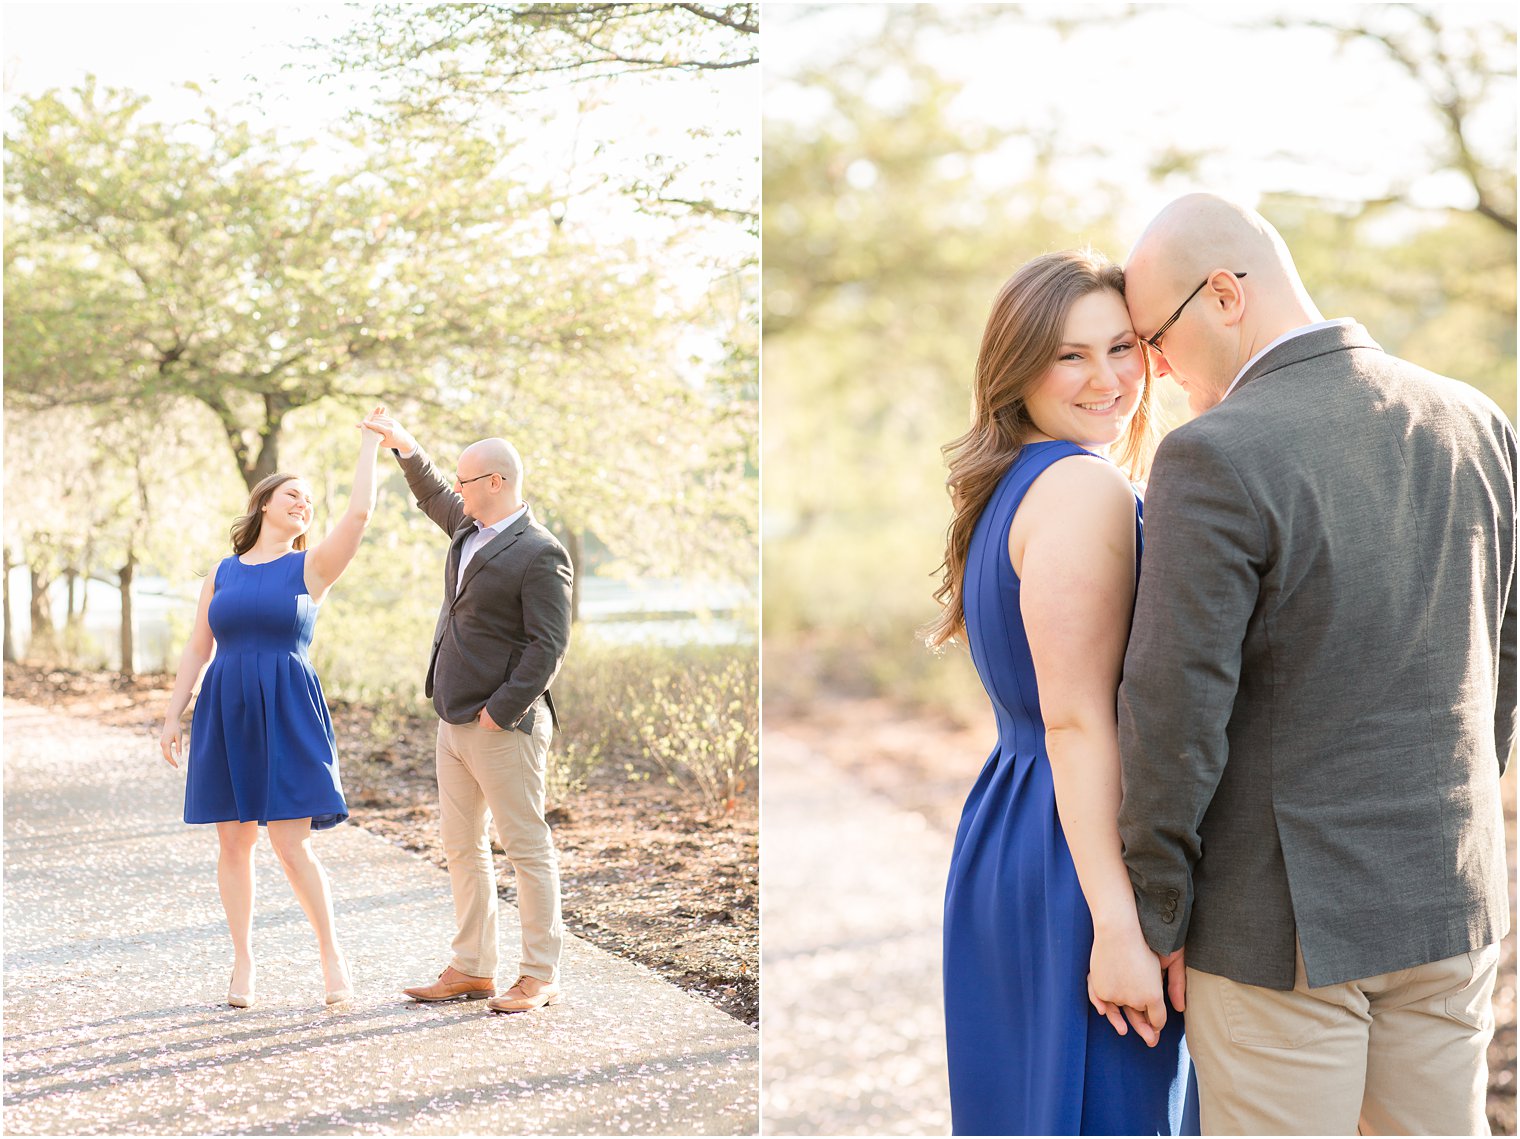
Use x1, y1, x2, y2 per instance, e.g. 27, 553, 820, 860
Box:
1022, 288, 1145, 450
266, 478, 315, 536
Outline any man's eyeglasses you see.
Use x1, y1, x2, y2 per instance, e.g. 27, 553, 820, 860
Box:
1142, 271, 1247, 352
454, 472, 498, 488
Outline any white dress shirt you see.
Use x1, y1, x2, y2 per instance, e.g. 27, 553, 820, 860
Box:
1221, 318, 1355, 402
458, 505, 526, 589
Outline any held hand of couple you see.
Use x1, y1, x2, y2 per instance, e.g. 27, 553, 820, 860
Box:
358, 405, 414, 454
1087, 933, 1176, 1048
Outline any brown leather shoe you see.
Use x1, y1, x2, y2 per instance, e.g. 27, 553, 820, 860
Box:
486, 975, 562, 1013
403, 966, 496, 1003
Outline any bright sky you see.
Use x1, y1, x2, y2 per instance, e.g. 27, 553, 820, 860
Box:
3, 2, 758, 315
4, 5, 351, 126
764, 3, 1515, 236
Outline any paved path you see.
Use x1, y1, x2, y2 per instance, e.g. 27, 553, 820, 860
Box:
760, 731, 951, 1135
2, 700, 757, 1135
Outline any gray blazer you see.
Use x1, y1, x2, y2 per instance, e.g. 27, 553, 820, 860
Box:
398, 446, 573, 734
1118, 322, 1516, 990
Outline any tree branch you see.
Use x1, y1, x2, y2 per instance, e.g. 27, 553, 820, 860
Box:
673, 4, 758, 36
200, 388, 254, 485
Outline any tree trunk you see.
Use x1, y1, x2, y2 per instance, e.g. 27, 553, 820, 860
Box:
564, 529, 584, 624
245, 422, 282, 490
119, 552, 136, 678
28, 564, 54, 657
243, 392, 290, 490
206, 390, 287, 492
65, 568, 78, 620
2, 547, 16, 664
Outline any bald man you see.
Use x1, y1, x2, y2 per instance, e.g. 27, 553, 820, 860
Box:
362, 411, 573, 1015
1110, 195, 1514, 1134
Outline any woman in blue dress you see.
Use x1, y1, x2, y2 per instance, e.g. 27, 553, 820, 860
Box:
928, 251, 1199, 1134
158, 411, 384, 1009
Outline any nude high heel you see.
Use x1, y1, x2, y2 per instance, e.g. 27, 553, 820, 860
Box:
228, 965, 256, 1009
324, 954, 353, 1005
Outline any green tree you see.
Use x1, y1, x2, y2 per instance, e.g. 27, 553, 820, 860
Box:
327, 3, 757, 92
1255, 6, 1516, 234
5, 80, 754, 590
4, 80, 541, 488
2, 399, 242, 667
317, 0, 761, 587
320, 3, 758, 231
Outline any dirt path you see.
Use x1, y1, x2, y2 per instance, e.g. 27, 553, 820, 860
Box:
3, 699, 757, 1135
760, 729, 954, 1135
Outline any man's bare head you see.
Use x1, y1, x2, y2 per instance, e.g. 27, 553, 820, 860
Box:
1128, 195, 1296, 301
1124, 194, 1321, 414
459, 438, 524, 492
455, 437, 525, 524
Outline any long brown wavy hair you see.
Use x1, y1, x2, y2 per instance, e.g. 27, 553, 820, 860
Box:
230, 473, 309, 556
925, 249, 1159, 649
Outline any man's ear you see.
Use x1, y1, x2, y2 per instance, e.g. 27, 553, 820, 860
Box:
1209, 269, 1247, 328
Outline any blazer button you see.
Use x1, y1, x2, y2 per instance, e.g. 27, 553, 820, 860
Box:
1166, 889, 1180, 900
1161, 911, 1175, 924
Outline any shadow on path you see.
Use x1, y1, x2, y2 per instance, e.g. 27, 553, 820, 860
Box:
3, 699, 757, 1135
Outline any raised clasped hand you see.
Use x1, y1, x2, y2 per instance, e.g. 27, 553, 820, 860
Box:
1086, 928, 1167, 1047
359, 404, 414, 453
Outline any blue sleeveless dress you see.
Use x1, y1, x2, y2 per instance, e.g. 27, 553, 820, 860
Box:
943, 440, 1198, 1136
184, 550, 348, 831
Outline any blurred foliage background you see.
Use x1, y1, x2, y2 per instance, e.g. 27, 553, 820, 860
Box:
762, 3, 1516, 723
4, 3, 759, 809
762, 8, 1515, 1129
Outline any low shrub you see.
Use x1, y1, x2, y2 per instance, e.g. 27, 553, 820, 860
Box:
554, 636, 758, 814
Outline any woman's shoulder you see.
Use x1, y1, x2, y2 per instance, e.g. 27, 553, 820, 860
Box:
201, 553, 234, 592
1019, 445, 1137, 520
1011, 439, 1125, 488
985, 442, 1130, 541
1003, 444, 1136, 581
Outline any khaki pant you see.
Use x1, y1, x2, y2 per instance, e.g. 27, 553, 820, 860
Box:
1185, 939, 1498, 1135
436, 713, 563, 984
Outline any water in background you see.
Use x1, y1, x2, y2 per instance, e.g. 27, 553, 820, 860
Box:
6, 569, 755, 671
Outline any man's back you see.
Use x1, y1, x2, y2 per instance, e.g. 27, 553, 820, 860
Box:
1119, 321, 1515, 989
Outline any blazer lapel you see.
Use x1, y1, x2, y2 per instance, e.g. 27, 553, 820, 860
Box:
445, 523, 475, 602
457, 506, 534, 597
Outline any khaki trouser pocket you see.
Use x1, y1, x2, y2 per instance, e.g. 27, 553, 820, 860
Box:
1444, 942, 1499, 1030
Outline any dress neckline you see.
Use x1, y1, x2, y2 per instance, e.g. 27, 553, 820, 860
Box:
236, 549, 299, 568
1023, 438, 1099, 455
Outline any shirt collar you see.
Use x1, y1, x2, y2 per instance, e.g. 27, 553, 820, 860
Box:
1221, 318, 1355, 402
477, 504, 527, 536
